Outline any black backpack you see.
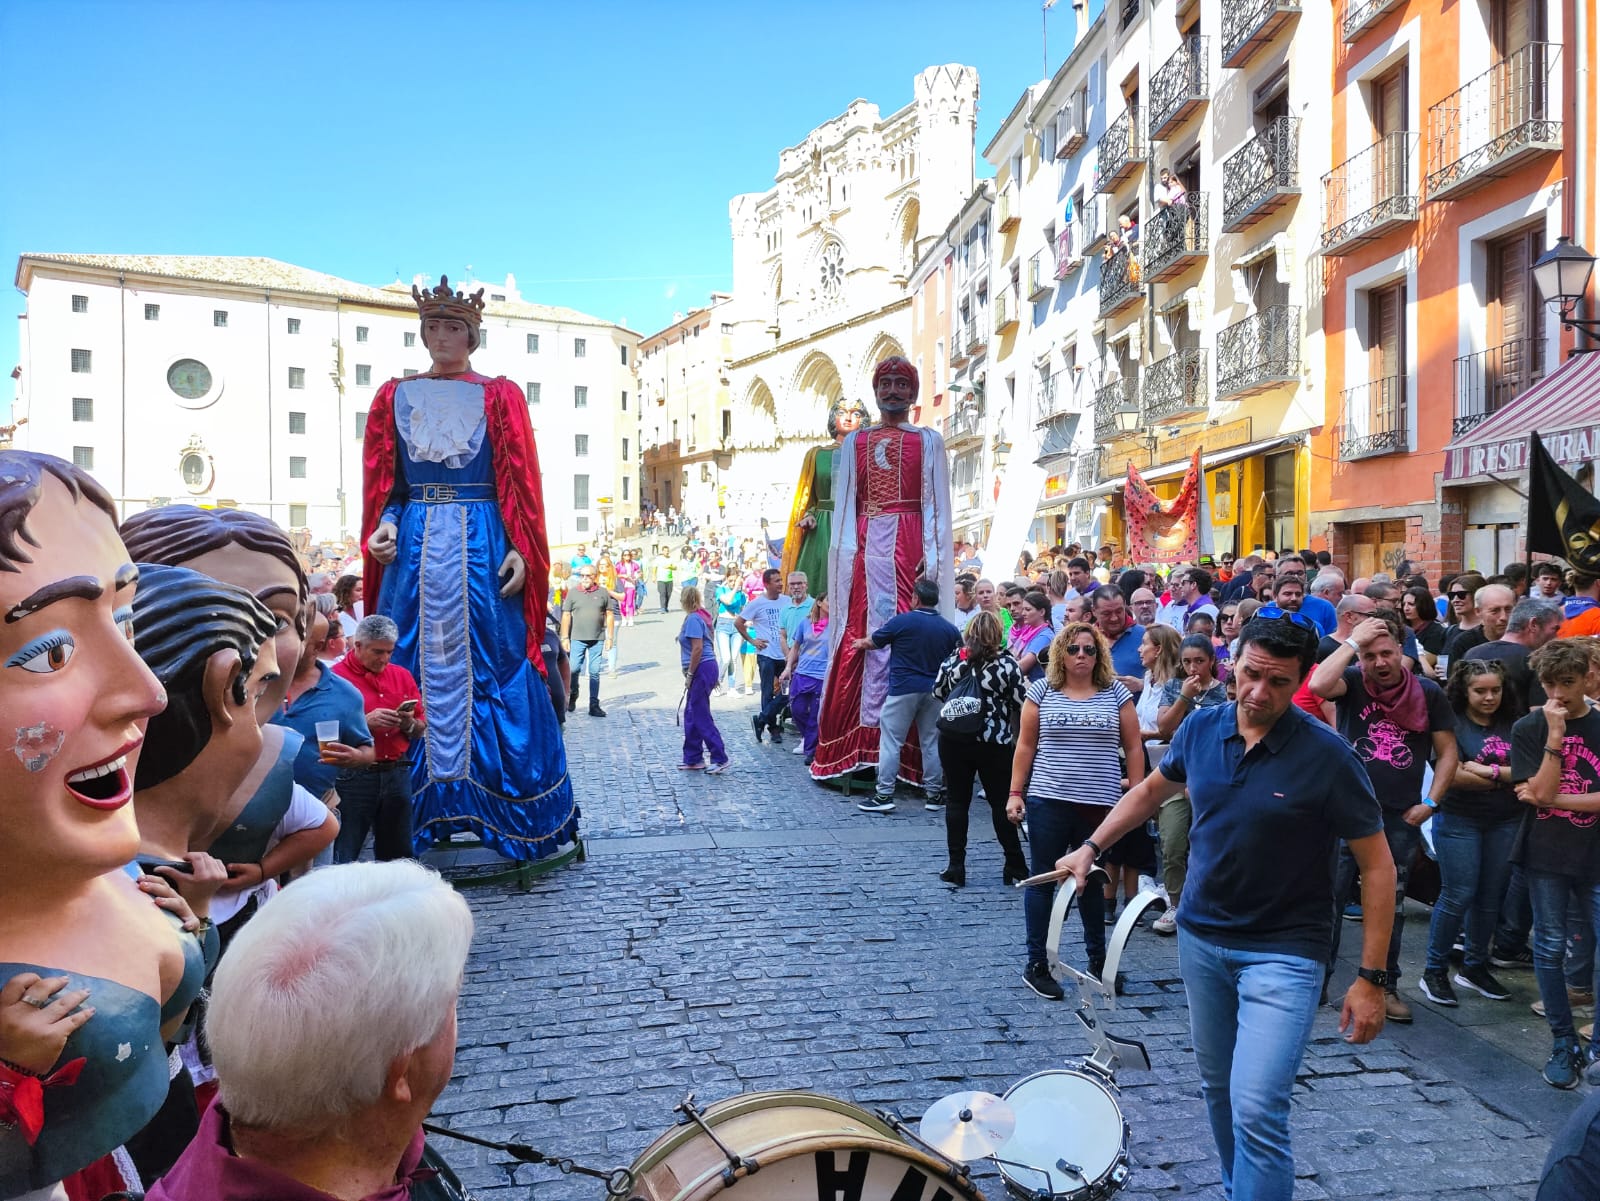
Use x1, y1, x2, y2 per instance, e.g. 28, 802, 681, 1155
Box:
937, 662, 985, 738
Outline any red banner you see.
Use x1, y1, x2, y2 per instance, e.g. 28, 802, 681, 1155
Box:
1126, 449, 1203, 564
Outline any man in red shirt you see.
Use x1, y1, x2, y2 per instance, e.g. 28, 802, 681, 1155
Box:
332, 615, 426, 862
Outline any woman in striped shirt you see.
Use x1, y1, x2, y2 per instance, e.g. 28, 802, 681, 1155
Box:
1007, 621, 1144, 999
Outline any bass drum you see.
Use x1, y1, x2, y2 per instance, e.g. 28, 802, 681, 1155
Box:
994, 1071, 1129, 1200
629, 1091, 984, 1201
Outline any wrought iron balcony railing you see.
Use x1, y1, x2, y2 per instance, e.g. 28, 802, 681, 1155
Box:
1150, 36, 1209, 141
1055, 92, 1087, 158
1320, 132, 1418, 255
994, 292, 1017, 332
966, 320, 985, 355
1217, 304, 1300, 399
1143, 348, 1209, 420
1098, 247, 1142, 318
1427, 42, 1562, 200
1036, 370, 1081, 425
998, 179, 1020, 231
1222, 116, 1301, 232
1094, 374, 1138, 442
1073, 447, 1104, 489
944, 403, 985, 447
1028, 251, 1054, 300
948, 335, 966, 368
1078, 196, 1108, 254
1119, 0, 1141, 32
1094, 105, 1146, 194
1054, 227, 1081, 280
1338, 377, 1408, 460
1342, 0, 1402, 42
1222, 0, 1301, 69
1452, 337, 1548, 438
1144, 193, 1209, 282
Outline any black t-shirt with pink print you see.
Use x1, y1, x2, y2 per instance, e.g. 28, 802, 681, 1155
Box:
1442, 714, 1520, 822
1336, 667, 1454, 811
1512, 708, 1600, 883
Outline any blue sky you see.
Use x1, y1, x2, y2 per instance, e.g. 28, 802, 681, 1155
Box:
0, 0, 1101, 368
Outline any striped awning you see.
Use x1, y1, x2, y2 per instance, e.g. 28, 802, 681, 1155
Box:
1443, 353, 1600, 482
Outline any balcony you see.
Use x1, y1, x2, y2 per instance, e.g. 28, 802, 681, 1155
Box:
1098, 247, 1142, 319
945, 403, 985, 449
949, 330, 970, 369
1074, 447, 1104, 489
1221, 116, 1301, 232
1094, 374, 1138, 442
1119, 0, 1141, 32
1028, 251, 1054, 300
1094, 105, 1146, 194
966, 319, 986, 357
1222, 0, 1301, 69
1055, 93, 1087, 159
1036, 371, 1080, 426
1342, 0, 1402, 42
1150, 36, 1209, 141
994, 292, 1017, 333
1452, 338, 1548, 438
1143, 348, 1209, 420
1427, 43, 1562, 201
1144, 193, 1209, 282
998, 180, 1020, 231
1216, 304, 1300, 399
1338, 376, 1408, 460
1320, 132, 1419, 255
1054, 227, 1082, 280
1079, 196, 1108, 254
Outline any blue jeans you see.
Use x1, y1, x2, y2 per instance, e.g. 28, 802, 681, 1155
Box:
756, 655, 785, 730
332, 763, 414, 862
1179, 932, 1323, 1201
1023, 798, 1107, 969
1528, 870, 1600, 1045
1424, 811, 1520, 973
1328, 809, 1419, 984
569, 638, 603, 706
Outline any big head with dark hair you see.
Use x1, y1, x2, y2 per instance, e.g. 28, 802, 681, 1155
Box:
0, 450, 119, 571
131, 564, 281, 791
120, 505, 308, 720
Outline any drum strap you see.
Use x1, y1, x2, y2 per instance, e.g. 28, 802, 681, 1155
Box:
422, 1122, 637, 1197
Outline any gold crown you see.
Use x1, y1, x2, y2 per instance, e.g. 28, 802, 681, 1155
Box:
412, 275, 485, 327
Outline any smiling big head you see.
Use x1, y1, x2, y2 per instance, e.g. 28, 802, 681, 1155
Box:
0, 453, 167, 881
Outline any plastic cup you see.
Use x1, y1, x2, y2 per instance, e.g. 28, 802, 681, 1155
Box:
315, 720, 340, 762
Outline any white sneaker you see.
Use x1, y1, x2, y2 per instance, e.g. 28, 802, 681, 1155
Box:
792, 743, 806, 755
1153, 908, 1178, 936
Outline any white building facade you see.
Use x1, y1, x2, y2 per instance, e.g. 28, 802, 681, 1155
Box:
11, 255, 638, 550
718, 65, 980, 528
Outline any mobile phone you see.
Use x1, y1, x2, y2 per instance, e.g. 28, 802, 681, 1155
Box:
398, 699, 419, 715
138, 856, 193, 876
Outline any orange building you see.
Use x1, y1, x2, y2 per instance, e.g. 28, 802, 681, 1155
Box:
1315, 0, 1597, 581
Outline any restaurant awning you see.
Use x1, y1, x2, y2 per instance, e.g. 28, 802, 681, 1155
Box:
1044, 434, 1302, 506
1443, 353, 1600, 483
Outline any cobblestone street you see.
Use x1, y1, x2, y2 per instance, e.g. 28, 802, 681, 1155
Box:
432, 606, 1585, 1200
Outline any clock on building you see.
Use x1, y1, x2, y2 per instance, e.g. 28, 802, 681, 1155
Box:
167, 358, 213, 401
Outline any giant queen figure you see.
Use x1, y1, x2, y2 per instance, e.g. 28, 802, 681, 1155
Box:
360, 277, 576, 862
810, 357, 954, 783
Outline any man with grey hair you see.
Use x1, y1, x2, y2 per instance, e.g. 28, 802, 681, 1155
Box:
148, 861, 473, 1200
1464, 597, 1563, 710
332, 614, 427, 862
1310, 568, 1346, 607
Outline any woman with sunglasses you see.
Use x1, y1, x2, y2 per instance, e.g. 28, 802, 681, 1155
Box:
1007, 622, 1144, 998
1418, 660, 1518, 1009
1440, 572, 1487, 667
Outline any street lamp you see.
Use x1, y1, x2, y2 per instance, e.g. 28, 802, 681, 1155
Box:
1533, 236, 1599, 348
1113, 400, 1142, 435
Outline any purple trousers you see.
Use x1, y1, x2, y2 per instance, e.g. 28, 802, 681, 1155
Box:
684, 658, 728, 766
790, 672, 824, 757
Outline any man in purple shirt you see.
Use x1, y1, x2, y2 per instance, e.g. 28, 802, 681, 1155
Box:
148, 861, 472, 1201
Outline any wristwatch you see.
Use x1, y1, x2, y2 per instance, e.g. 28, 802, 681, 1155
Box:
1356, 966, 1392, 989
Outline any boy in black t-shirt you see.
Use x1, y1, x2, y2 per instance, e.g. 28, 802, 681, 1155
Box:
1511, 639, 1600, 1090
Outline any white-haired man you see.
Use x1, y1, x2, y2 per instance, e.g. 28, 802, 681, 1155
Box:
148, 861, 473, 1199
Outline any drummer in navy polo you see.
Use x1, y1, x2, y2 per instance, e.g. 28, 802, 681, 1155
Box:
1056, 612, 1397, 1201
332, 614, 426, 863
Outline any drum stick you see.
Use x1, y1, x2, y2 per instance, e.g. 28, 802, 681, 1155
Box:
1015, 866, 1072, 888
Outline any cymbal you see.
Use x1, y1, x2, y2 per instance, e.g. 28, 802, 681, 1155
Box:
918, 1090, 1016, 1160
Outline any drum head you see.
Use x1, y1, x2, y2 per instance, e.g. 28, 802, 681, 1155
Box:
996, 1071, 1125, 1197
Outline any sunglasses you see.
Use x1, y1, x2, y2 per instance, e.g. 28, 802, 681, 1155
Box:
1254, 604, 1318, 632
1449, 591, 1469, 599
1061, 644, 1098, 657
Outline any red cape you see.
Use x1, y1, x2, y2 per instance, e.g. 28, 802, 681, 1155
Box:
360, 373, 551, 670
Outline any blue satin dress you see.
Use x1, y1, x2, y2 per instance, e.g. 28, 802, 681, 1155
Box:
377, 379, 577, 861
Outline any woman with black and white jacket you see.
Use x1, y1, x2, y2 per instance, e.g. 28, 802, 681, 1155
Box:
932, 610, 1029, 887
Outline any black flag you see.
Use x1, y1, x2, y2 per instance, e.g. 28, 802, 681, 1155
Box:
1527, 431, 1600, 571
